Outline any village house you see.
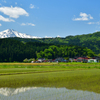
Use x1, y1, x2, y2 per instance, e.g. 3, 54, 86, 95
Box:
69, 58, 74, 62
73, 57, 98, 63
87, 59, 98, 63
76, 57, 89, 62
31, 56, 99, 63
37, 58, 45, 63
54, 57, 67, 62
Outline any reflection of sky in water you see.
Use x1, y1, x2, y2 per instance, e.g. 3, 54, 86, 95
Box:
0, 87, 100, 100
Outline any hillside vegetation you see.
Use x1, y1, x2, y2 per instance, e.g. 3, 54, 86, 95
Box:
0, 38, 95, 62
11, 31, 100, 54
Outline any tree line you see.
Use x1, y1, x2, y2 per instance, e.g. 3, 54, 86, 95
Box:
0, 38, 51, 62
0, 38, 96, 62
11, 31, 100, 54
37, 45, 96, 59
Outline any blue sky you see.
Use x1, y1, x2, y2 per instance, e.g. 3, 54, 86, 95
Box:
0, 0, 100, 37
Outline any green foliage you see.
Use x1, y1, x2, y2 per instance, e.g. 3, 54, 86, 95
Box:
28, 58, 35, 63
37, 45, 95, 59
0, 38, 51, 62
87, 49, 96, 57
0, 37, 96, 62
97, 53, 100, 57
10, 31, 100, 54
23, 58, 28, 63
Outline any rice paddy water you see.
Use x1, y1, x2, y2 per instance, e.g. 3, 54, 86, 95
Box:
0, 63, 100, 100
0, 87, 100, 100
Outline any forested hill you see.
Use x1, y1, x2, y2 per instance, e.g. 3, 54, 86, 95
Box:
0, 38, 95, 62
10, 31, 100, 54
0, 38, 52, 62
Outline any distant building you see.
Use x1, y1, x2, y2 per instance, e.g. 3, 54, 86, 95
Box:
54, 57, 67, 62
38, 58, 45, 62
87, 59, 98, 63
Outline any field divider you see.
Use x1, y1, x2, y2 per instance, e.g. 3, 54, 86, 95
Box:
0, 69, 75, 76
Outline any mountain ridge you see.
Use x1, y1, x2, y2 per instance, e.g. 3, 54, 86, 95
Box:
0, 29, 100, 54
0, 29, 41, 38
8, 31, 100, 54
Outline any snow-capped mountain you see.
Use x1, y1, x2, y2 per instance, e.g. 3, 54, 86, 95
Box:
0, 87, 37, 96
0, 29, 41, 38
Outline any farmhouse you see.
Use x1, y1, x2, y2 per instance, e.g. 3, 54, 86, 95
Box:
38, 58, 45, 62
87, 59, 98, 63
54, 57, 67, 62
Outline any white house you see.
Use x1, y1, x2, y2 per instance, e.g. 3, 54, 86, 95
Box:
87, 59, 98, 63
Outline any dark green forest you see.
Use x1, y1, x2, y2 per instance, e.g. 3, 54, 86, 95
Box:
0, 39, 52, 62
0, 38, 96, 62
11, 31, 100, 54
37, 45, 95, 59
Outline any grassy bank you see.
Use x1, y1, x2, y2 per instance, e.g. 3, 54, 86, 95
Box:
0, 62, 100, 93
0, 62, 100, 75
0, 62, 100, 68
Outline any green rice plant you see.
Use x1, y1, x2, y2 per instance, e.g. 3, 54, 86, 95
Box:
0, 62, 100, 94
0, 68, 100, 93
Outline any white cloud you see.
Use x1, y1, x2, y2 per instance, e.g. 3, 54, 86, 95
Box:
87, 21, 100, 25
15, 2, 17, 5
28, 23, 35, 26
0, 6, 29, 18
96, 22, 100, 25
2, 0, 6, 3
95, 30, 98, 32
0, 15, 15, 22
57, 35, 60, 37
30, 4, 35, 9
37, 7, 39, 9
73, 12, 93, 21
0, 23, 2, 26
21, 23, 35, 26
4, 0, 6, 3
45, 36, 53, 38
21, 23, 26, 26
87, 22, 95, 24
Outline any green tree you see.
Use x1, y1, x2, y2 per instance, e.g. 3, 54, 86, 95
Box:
23, 58, 28, 63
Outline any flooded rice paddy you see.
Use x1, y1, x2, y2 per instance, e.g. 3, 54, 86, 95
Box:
1, 63, 100, 100
0, 87, 100, 100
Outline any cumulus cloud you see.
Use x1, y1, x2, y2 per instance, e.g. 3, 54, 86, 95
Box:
0, 15, 15, 22
0, 6, 29, 18
30, 4, 35, 9
0, 23, 2, 26
21, 23, 35, 26
73, 12, 93, 21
